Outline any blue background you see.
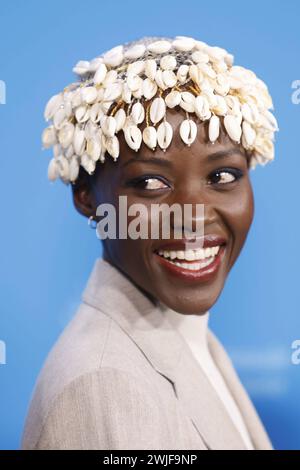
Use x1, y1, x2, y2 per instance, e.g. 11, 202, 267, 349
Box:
0, 0, 299, 450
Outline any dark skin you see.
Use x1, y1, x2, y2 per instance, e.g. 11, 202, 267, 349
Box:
72, 107, 254, 315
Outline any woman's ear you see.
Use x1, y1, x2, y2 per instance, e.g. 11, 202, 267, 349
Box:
71, 168, 96, 219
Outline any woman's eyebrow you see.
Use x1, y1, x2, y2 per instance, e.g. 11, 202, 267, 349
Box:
206, 148, 247, 162
121, 156, 173, 169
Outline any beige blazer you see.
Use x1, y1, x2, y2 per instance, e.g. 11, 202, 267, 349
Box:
21, 257, 273, 450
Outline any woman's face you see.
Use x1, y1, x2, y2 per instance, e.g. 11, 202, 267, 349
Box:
74, 108, 254, 315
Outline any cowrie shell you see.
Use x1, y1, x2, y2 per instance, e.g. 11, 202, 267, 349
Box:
48, 158, 59, 181
56, 155, 70, 180
177, 64, 189, 83
142, 126, 157, 150
103, 83, 122, 101
124, 44, 146, 60
69, 157, 80, 182
53, 108, 67, 129
86, 137, 101, 161
102, 45, 124, 67
189, 64, 204, 87
114, 108, 126, 132
131, 102, 145, 125
127, 74, 143, 92
93, 63, 107, 85
150, 97, 166, 124
172, 37, 195, 52
179, 119, 197, 146
103, 69, 118, 87
147, 40, 171, 54
160, 55, 177, 71
124, 125, 142, 151
208, 115, 220, 143
42, 126, 57, 148
73, 127, 86, 156
180, 92, 195, 113
44, 94, 63, 121
58, 122, 75, 148
224, 114, 242, 143
242, 121, 256, 147
100, 115, 116, 137
81, 86, 98, 104
127, 60, 145, 75
106, 135, 120, 160
81, 153, 96, 174
157, 121, 173, 150
165, 90, 181, 108
142, 78, 158, 100
72, 60, 90, 76
191, 51, 209, 64
75, 105, 90, 123
145, 59, 157, 80
194, 95, 211, 120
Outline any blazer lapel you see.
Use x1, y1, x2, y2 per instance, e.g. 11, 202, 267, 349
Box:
81, 257, 258, 450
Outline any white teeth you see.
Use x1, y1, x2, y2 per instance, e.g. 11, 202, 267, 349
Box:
157, 245, 221, 261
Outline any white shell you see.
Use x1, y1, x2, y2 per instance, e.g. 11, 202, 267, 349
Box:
142, 78, 158, 100
102, 45, 124, 67
88, 57, 103, 73
212, 95, 227, 115
42, 126, 57, 148
114, 108, 126, 132
208, 115, 220, 143
224, 115, 242, 143
122, 83, 132, 104
127, 60, 145, 75
177, 64, 189, 83
53, 108, 67, 129
179, 119, 197, 146
157, 121, 173, 150
105, 135, 120, 160
124, 44, 146, 60
58, 122, 75, 148
100, 115, 116, 137
142, 126, 157, 150
93, 63, 107, 85
75, 105, 90, 123
48, 158, 59, 181
81, 153, 96, 174
56, 155, 70, 180
160, 55, 177, 71
86, 137, 101, 161
127, 74, 143, 92
131, 102, 145, 125
194, 95, 211, 120
147, 40, 171, 54
150, 97, 166, 124
172, 37, 195, 52
189, 64, 204, 87
162, 70, 177, 88
144, 59, 157, 80
103, 70, 118, 87
73, 127, 86, 156
44, 94, 63, 121
69, 157, 80, 182
72, 60, 90, 76
191, 51, 209, 63
103, 83, 122, 101
180, 92, 195, 113
241, 102, 259, 125
81, 86, 98, 104
90, 103, 103, 123
124, 125, 142, 151
165, 90, 181, 108
242, 121, 256, 147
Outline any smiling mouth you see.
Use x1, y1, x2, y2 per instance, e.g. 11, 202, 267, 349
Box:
153, 244, 226, 281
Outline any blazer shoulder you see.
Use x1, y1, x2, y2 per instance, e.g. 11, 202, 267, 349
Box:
21, 301, 158, 449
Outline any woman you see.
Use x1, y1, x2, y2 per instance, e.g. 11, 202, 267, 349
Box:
21, 36, 278, 450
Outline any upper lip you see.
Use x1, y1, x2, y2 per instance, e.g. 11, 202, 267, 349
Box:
154, 234, 227, 252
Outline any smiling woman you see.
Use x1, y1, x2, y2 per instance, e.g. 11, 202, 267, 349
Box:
22, 35, 278, 450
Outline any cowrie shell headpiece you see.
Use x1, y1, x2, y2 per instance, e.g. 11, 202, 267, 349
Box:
42, 35, 279, 184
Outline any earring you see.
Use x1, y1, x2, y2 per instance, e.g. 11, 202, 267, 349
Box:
88, 215, 97, 229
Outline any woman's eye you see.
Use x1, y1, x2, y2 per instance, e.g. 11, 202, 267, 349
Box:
208, 168, 243, 185
128, 176, 169, 190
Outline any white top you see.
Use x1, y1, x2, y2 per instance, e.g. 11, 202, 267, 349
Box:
161, 306, 254, 450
